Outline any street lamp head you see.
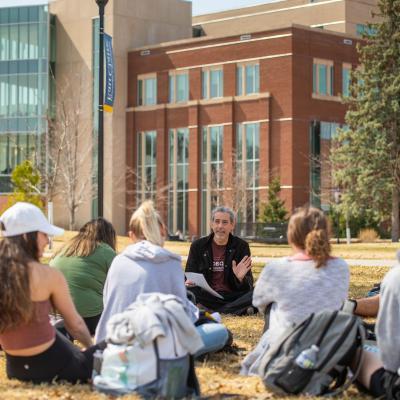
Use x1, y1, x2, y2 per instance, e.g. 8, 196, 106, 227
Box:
95, 0, 109, 6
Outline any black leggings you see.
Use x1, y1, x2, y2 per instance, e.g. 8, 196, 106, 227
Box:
6, 331, 105, 384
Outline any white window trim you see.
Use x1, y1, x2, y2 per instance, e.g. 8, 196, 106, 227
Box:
313, 58, 334, 96
168, 127, 189, 234
342, 62, 352, 96
202, 66, 224, 100
137, 73, 157, 106
169, 70, 189, 104
236, 62, 260, 96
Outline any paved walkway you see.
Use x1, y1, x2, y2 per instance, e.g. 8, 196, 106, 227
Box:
251, 257, 396, 267
179, 255, 396, 267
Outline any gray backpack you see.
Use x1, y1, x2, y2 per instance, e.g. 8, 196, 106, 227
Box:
258, 309, 365, 396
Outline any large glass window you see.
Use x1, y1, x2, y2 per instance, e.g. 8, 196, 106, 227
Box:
310, 121, 341, 210
313, 59, 334, 96
169, 71, 189, 103
201, 125, 224, 233
202, 67, 223, 99
137, 75, 157, 106
168, 128, 189, 237
137, 131, 157, 203
0, 132, 40, 192
236, 63, 260, 96
0, 5, 49, 193
236, 123, 260, 223
342, 63, 351, 97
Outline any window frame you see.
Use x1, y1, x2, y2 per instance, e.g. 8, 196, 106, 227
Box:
168, 70, 189, 104
202, 66, 223, 100
168, 127, 189, 236
342, 63, 351, 97
313, 58, 334, 97
236, 62, 260, 96
137, 73, 157, 106
136, 130, 157, 204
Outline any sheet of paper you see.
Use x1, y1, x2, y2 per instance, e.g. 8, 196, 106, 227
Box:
185, 272, 224, 299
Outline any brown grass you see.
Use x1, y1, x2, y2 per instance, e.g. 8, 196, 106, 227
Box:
47, 232, 399, 260
0, 264, 388, 399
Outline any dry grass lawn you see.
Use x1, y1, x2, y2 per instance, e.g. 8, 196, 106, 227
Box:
0, 261, 389, 399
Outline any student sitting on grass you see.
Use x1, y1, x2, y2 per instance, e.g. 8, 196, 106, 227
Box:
50, 218, 117, 335
241, 206, 349, 375
95, 200, 229, 358
0, 202, 104, 384
350, 252, 400, 398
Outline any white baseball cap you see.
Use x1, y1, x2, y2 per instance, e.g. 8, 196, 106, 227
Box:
0, 202, 64, 237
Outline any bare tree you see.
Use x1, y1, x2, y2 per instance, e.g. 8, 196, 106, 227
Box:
204, 151, 259, 223
45, 69, 94, 230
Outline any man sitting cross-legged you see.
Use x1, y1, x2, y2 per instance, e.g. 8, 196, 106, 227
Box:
185, 206, 255, 316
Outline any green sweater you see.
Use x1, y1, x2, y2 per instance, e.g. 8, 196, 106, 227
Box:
50, 243, 116, 318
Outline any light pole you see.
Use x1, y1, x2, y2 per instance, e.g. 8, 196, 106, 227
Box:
334, 188, 341, 244
95, 0, 108, 217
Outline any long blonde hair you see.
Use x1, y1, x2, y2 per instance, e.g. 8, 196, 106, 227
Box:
129, 200, 164, 247
287, 206, 331, 268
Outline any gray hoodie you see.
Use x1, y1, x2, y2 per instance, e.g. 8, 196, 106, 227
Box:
95, 240, 189, 343
377, 255, 400, 372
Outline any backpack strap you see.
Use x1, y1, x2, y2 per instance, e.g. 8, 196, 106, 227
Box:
324, 320, 366, 397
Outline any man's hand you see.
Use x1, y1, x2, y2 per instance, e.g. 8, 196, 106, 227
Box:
232, 255, 252, 282
185, 279, 197, 288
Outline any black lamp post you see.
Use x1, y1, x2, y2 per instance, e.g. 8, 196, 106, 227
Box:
334, 188, 341, 244
95, 0, 108, 217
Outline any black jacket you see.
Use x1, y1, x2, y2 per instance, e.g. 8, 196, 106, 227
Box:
185, 233, 253, 292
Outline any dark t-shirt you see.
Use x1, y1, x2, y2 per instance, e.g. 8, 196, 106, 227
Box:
210, 241, 232, 293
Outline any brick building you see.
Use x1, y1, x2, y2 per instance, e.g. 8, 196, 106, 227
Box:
126, 25, 361, 238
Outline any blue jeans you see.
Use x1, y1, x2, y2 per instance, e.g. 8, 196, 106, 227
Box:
195, 323, 229, 358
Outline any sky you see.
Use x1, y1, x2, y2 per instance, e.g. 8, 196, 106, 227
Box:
190, 0, 278, 16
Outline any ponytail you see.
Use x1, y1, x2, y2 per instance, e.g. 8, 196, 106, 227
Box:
129, 200, 164, 247
305, 228, 331, 268
288, 206, 331, 268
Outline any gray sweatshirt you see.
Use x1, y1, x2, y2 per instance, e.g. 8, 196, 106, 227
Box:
95, 240, 189, 343
241, 255, 349, 375
377, 262, 400, 372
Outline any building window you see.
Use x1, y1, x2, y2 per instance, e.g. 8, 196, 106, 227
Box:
310, 121, 341, 210
313, 59, 334, 96
201, 125, 224, 233
0, 132, 38, 192
169, 71, 189, 103
356, 24, 376, 37
342, 63, 351, 97
0, 5, 49, 195
236, 123, 260, 223
137, 75, 157, 106
202, 67, 223, 99
236, 63, 259, 96
137, 130, 157, 203
168, 128, 189, 237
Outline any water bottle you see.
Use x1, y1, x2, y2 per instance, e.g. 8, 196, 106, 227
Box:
92, 349, 103, 380
295, 345, 319, 369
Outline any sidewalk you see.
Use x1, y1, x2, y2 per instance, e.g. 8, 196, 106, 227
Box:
44, 251, 396, 268
253, 257, 396, 267
180, 255, 396, 268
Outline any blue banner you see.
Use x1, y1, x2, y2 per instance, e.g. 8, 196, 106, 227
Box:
104, 33, 115, 112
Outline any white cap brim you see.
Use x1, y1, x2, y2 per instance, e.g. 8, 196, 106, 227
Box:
41, 224, 65, 237
1, 224, 64, 237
